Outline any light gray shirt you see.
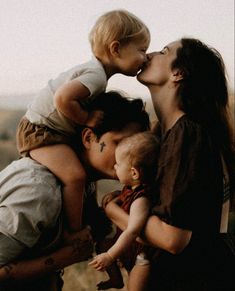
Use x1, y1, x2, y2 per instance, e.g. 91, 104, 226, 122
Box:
0, 158, 62, 265
25, 57, 107, 135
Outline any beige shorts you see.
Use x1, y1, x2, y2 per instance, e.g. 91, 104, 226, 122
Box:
16, 117, 79, 157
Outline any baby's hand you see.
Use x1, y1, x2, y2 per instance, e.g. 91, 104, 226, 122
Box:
88, 252, 114, 271
86, 110, 104, 128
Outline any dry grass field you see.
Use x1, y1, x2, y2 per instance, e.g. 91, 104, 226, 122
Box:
62, 262, 128, 291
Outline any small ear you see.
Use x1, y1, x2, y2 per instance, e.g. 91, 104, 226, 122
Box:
109, 41, 121, 57
131, 167, 140, 181
82, 128, 96, 149
171, 69, 184, 82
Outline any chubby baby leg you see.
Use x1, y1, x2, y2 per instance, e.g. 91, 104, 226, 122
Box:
128, 253, 150, 291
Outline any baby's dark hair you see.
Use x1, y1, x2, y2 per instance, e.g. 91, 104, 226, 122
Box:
86, 91, 150, 137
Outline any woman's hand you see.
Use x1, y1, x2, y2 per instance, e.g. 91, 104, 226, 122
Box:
102, 191, 121, 209
104, 201, 192, 254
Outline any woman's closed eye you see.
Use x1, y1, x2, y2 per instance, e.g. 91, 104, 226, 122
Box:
159, 46, 169, 55
159, 49, 166, 55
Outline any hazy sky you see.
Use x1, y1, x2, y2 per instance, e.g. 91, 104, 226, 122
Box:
0, 0, 234, 109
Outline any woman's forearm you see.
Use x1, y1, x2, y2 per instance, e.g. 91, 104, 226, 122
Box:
143, 215, 191, 253
105, 200, 129, 231
105, 201, 191, 254
0, 239, 93, 282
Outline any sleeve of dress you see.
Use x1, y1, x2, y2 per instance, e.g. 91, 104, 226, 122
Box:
152, 118, 206, 230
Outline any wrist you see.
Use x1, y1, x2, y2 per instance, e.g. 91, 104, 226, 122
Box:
0, 265, 12, 282
106, 251, 115, 262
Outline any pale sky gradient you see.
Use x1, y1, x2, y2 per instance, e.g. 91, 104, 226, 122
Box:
0, 0, 234, 109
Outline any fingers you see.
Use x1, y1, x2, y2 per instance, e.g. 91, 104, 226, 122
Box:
63, 225, 93, 246
88, 251, 114, 272
73, 240, 94, 262
88, 257, 105, 271
77, 226, 93, 241
101, 191, 120, 208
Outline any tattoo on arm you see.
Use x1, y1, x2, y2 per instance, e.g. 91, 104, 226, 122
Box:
100, 141, 106, 152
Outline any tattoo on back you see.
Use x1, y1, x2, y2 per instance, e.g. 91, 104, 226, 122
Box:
100, 141, 106, 152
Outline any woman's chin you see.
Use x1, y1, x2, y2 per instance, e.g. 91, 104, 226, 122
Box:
103, 171, 118, 180
137, 71, 143, 82
111, 172, 118, 180
137, 73, 147, 85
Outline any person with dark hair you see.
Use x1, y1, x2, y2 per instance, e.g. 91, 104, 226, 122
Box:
104, 38, 235, 290
0, 91, 150, 291
90, 132, 159, 291
16, 9, 150, 240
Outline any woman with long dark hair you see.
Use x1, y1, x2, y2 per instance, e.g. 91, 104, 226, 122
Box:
104, 38, 235, 290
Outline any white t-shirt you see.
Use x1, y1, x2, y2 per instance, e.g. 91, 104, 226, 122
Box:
0, 158, 62, 265
25, 57, 107, 135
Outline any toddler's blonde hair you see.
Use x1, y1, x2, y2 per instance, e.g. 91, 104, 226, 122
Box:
89, 9, 150, 57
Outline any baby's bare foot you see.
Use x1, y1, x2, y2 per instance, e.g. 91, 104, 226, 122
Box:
97, 279, 124, 290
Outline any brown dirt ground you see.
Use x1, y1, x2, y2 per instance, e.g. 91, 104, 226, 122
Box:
62, 262, 128, 291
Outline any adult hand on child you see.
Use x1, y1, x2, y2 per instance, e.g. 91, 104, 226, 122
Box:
102, 191, 121, 209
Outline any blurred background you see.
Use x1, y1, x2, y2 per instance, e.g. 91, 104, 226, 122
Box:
0, 0, 234, 290
0, 0, 234, 108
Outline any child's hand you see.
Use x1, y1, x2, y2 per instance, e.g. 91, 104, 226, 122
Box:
86, 110, 104, 128
88, 252, 114, 271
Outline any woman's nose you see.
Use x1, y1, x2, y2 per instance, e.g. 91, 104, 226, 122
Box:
147, 52, 156, 60
146, 54, 151, 61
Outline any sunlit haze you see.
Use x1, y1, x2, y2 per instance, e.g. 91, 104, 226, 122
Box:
0, 0, 234, 109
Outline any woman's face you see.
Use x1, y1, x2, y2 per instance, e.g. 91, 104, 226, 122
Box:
83, 122, 142, 180
137, 41, 182, 86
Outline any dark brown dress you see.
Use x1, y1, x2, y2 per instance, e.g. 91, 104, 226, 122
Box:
148, 115, 235, 290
